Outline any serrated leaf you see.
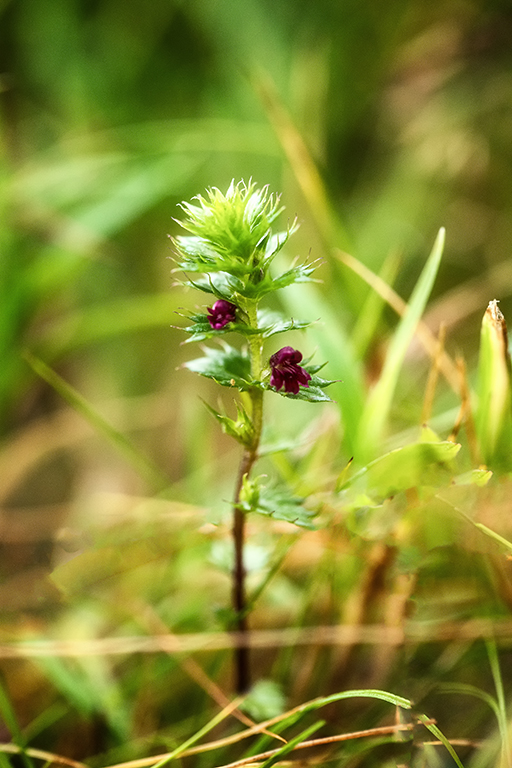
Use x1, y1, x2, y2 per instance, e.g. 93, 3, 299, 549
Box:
251, 262, 318, 300
184, 344, 253, 388
185, 273, 235, 300
269, 262, 318, 291
236, 484, 316, 529
180, 308, 311, 344
257, 308, 311, 338
180, 315, 253, 344
182, 261, 317, 302
265, 370, 337, 403
269, 383, 334, 403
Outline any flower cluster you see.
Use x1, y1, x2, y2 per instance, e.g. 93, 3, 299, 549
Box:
207, 300, 237, 330
269, 346, 311, 395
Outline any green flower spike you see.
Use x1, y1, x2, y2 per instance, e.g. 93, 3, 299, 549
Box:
172, 179, 300, 297
174, 179, 282, 269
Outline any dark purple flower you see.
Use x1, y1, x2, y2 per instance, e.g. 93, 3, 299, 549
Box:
207, 299, 237, 329
269, 346, 312, 395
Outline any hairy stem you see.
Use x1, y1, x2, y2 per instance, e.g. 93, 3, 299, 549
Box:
232, 301, 264, 693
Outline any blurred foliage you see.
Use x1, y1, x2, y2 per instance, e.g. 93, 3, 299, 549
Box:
3, 0, 512, 765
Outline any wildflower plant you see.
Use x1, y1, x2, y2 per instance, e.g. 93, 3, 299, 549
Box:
173, 180, 335, 691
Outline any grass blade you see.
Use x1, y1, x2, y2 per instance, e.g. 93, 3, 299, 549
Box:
259, 720, 324, 768
0, 677, 34, 768
151, 697, 245, 768
23, 350, 171, 494
486, 639, 511, 768
418, 714, 465, 768
354, 227, 445, 463
277, 280, 366, 456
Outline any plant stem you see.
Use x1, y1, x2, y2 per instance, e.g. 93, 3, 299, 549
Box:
231, 301, 264, 693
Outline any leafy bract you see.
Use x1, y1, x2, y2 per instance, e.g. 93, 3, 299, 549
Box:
202, 400, 255, 446
180, 308, 311, 344
183, 344, 252, 388
269, 371, 336, 402
178, 261, 316, 302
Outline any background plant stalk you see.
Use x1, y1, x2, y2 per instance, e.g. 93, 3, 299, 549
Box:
231, 301, 264, 693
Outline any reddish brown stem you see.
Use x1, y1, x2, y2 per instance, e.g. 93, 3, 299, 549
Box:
232, 444, 258, 693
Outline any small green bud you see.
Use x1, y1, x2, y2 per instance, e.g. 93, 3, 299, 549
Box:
238, 473, 262, 510
203, 400, 256, 447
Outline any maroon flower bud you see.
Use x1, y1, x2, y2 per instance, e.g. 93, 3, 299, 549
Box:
207, 300, 237, 330
269, 346, 312, 395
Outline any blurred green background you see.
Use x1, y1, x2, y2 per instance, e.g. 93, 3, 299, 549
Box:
3, 0, 512, 763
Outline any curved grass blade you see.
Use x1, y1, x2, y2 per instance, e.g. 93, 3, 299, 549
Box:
437, 683, 500, 721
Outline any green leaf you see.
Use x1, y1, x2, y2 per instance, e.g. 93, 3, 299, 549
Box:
340, 440, 461, 501
354, 228, 446, 463
268, 377, 336, 403
179, 311, 242, 343
451, 469, 493, 487
236, 482, 317, 529
180, 259, 317, 302
259, 720, 325, 768
265, 363, 338, 403
285, 689, 412, 721
184, 343, 253, 388
258, 309, 312, 338
180, 308, 310, 344
218, 261, 317, 301
185, 345, 335, 401
417, 714, 466, 768
184, 272, 236, 300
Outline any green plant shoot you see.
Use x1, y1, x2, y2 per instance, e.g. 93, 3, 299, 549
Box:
476, 299, 512, 469
173, 180, 335, 692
